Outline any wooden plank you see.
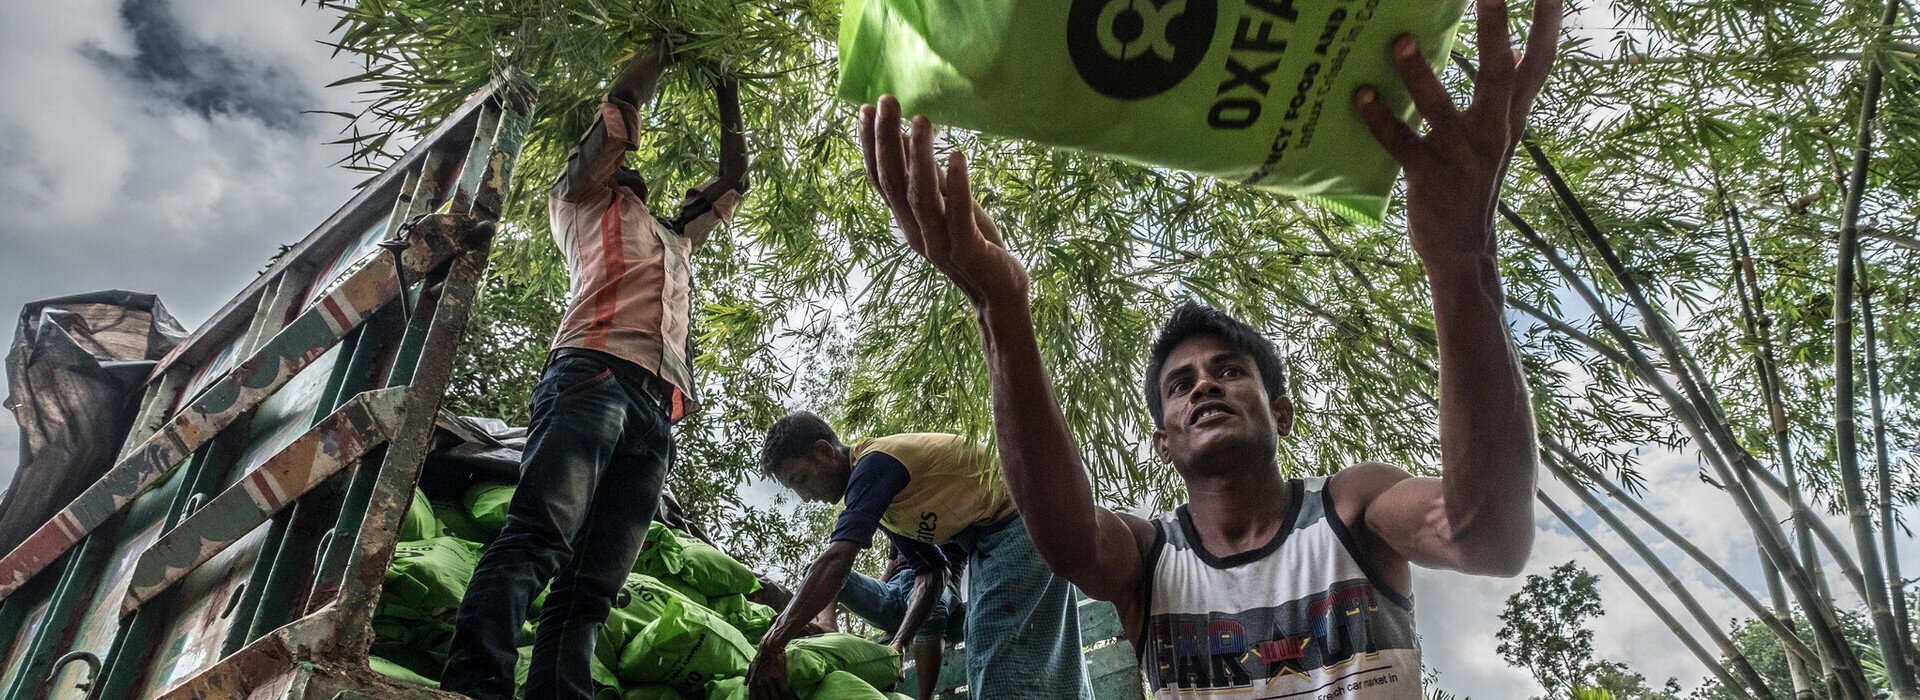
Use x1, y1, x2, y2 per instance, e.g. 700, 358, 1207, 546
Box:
0, 222, 466, 601
118, 388, 408, 615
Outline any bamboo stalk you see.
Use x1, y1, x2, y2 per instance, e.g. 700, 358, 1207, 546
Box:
1831, 0, 1911, 691
1725, 196, 1834, 611
1538, 491, 1755, 699
1546, 438, 1818, 667
1859, 249, 1915, 676
1543, 454, 1782, 699
1722, 190, 1828, 696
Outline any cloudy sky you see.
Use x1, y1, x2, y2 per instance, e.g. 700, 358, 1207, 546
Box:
1, 2, 1913, 698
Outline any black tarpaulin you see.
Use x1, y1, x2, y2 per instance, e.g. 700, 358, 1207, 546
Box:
0, 290, 186, 554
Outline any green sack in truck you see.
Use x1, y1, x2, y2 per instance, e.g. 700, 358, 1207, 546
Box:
400, 487, 440, 541
618, 597, 755, 693
810, 670, 891, 700
837, 0, 1470, 223
464, 481, 517, 534
784, 633, 901, 696
380, 536, 482, 620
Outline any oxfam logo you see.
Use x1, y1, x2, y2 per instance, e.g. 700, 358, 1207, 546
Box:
1067, 0, 1217, 100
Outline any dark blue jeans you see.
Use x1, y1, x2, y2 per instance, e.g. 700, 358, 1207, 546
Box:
837, 568, 965, 643
442, 353, 672, 700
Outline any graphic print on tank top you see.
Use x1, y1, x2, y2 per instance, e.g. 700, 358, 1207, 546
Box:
1138, 477, 1421, 699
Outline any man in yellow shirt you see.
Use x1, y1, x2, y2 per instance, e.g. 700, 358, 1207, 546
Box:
744, 412, 1091, 699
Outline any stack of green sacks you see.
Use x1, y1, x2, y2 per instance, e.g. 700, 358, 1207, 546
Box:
370, 482, 828, 699
699, 634, 903, 699
368, 487, 480, 684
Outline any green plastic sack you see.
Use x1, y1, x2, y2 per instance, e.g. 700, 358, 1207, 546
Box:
401, 488, 440, 542
369, 655, 438, 688
670, 538, 762, 598
633, 521, 685, 581
708, 594, 777, 643
465, 481, 517, 534
838, 0, 1471, 223
811, 670, 890, 700
607, 574, 709, 647
371, 614, 454, 675
625, 684, 685, 700
514, 645, 534, 699
704, 677, 745, 700
433, 499, 493, 542
785, 633, 900, 696
381, 536, 482, 620
635, 523, 758, 598
617, 597, 755, 693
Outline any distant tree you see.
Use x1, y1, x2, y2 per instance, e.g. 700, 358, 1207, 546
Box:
1692, 607, 1883, 700
1589, 662, 1680, 700
1500, 561, 1606, 697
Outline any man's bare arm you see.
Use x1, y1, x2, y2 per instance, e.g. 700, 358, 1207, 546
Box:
893, 567, 943, 651
608, 33, 672, 109
746, 541, 859, 699
713, 76, 749, 190
1348, 0, 1562, 577
856, 98, 1148, 602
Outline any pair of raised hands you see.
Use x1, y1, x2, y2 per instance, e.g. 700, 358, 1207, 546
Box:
860, 0, 1562, 305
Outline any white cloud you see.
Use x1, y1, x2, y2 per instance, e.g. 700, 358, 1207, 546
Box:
1421, 447, 1920, 698
0, 0, 368, 484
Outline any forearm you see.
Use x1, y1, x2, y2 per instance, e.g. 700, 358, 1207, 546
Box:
1424, 247, 1537, 566
975, 301, 1120, 584
763, 543, 858, 648
912, 641, 942, 699
895, 570, 943, 645
714, 77, 749, 189
608, 35, 672, 107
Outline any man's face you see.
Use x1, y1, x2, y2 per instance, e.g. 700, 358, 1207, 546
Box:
774, 441, 848, 504
1151, 335, 1293, 473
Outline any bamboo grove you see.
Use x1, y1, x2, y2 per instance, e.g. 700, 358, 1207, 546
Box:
309, 0, 1920, 695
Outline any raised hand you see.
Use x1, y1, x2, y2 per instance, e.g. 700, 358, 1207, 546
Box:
1355, 0, 1562, 261
858, 96, 1029, 311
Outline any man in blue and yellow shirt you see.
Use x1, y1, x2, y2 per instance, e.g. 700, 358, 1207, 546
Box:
745, 412, 1091, 700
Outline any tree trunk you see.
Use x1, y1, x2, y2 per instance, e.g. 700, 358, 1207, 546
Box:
1860, 246, 1915, 679
1831, 0, 1913, 692
1722, 184, 1828, 696
1498, 203, 1871, 697
1538, 491, 1754, 699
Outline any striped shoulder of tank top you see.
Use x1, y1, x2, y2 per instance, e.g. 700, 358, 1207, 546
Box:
1136, 476, 1422, 699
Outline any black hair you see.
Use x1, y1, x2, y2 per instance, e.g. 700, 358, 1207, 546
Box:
1143, 301, 1289, 427
759, 411, 840, 476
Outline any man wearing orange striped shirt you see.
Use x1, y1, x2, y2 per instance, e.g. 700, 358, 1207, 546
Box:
443, 32, 749, 700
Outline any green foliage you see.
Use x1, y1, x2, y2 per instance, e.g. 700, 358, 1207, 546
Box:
1499, 562, 1606, 697
1690, 605, 1885, 700
1586, 663, 1679, 700
316, 0, 1920, 620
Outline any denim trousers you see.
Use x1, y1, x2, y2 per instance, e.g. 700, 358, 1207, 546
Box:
837, 567, 966, 643
441, 353, 672, 699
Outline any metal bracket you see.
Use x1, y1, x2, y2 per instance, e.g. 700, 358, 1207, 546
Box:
43, 650, 101, 699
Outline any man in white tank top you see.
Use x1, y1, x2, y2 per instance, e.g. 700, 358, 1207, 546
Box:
851, 0, 1560, 696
